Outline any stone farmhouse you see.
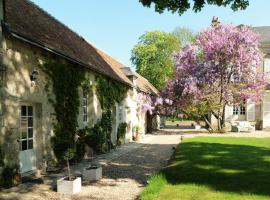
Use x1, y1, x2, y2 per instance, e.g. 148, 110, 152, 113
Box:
0, 0, 159, 174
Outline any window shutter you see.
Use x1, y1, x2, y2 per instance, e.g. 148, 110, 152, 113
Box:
225, 105, 233, 121
264, 58, 270, 76
247, 99, 255, 121
263, 94, 270, 128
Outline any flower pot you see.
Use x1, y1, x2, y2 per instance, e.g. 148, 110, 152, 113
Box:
57, 176, 81, 195
83, 165, 102, 181
194, 125, 201, 130
135, 132, 142, 141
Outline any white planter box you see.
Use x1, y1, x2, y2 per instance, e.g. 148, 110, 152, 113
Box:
194, 125, 201, 130
83, 166, 102, 181
57, 176, 81, 195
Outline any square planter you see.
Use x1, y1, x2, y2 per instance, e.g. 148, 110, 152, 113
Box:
57, 176, 81, 195
194, 125, 201, 130
83, 165, 102, 181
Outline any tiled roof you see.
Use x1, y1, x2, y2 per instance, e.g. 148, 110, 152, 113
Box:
134, 72, 159, 95
4, 0, 132, 86
95, 47, 158, 94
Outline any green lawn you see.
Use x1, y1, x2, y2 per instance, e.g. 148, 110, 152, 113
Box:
141, 137, 270, 200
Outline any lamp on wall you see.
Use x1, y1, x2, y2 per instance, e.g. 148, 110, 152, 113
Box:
30, 69, 39, 86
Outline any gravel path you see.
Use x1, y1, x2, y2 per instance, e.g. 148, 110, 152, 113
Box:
0, 134, 181, 200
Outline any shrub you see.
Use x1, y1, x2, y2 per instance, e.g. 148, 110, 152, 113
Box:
84, 121, 107, 154
0, 165, 21, 188
74, 128, 87, 162
117, 122, 127, 145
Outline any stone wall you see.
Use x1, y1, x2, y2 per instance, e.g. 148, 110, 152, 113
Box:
0, 36, 102, 173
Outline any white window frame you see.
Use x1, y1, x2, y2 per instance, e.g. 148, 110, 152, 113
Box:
118, 106, 123, 122
82, 90, 88, 123
233, 101, 246, 116
20, 105, 34, 151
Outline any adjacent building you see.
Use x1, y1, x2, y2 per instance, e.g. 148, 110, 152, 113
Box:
224, 27, 270, 129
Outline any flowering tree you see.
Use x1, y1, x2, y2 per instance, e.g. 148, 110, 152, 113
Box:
136, 92, 173, 115
165, 23, 267, 132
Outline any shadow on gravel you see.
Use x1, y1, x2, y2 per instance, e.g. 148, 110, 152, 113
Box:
0, 141, 178, 199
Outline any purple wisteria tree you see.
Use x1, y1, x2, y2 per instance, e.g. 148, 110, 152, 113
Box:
164, 22, 267, 132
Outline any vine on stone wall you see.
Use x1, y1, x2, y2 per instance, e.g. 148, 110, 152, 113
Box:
95, 76, 128, 140
42, 60, 86, 163
43, 60, 129, 161
95, 76, 128, 110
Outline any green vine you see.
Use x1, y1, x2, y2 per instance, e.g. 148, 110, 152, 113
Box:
117, 122, 127, 145
95, 76, 128, 143
42, 60, 129, 161
95, 76, 128, 111
42, 60, 86, 163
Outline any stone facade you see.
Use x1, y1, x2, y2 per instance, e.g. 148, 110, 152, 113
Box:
0, 0, 159, 176
223, 29, 270, 130
0, 36, 104, 173
0, 35, 156, 174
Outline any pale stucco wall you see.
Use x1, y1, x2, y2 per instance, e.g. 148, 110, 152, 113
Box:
0, 37, 102, 173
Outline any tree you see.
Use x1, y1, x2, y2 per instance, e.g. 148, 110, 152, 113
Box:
164, 22, 267, 132
139, 0, 249, 15
172, 27, 196, 47
131, 31, 180, 91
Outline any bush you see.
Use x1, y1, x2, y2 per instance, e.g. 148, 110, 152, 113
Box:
84, 121, 107, 154
117, 122, 127, 145
74, 128, 87, 162
0, 165, 21, 188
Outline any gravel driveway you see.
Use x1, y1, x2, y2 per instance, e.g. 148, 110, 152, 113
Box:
0, 134, 181, 200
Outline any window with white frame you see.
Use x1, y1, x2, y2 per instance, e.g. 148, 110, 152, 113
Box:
118, 106, 123, 122
264, 58, 270, 75
233, 105, 239, 115
82, 90, 88, 122
240, 106, 246, 115
233, 101, 246, 115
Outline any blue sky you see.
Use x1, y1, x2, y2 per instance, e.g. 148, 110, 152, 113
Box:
31, 0, 269, 68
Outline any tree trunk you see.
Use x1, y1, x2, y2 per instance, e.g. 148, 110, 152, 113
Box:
220, 104, 226, 129
203, 116, 214, 133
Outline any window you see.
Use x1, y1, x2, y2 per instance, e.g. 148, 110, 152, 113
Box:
233, 101, 246, 115
118, 106, 123, 122
82, 90, 88, 122
233, 105, 239, 115
240, 106, 246, 115
20, 105, 34, 151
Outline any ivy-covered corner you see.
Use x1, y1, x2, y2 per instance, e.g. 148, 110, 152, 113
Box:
117, 122, 127, 145
42, 60, 86, 164
42, 60, 129, 164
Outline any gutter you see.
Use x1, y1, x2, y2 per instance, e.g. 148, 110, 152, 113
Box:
2, 24, 133, 88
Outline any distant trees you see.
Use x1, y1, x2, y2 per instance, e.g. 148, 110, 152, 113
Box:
131, 31, 180, 91
172, 27, 196, 47
139, 0, 249, 15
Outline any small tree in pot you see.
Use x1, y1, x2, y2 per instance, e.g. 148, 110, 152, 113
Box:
57, 148, 81, 195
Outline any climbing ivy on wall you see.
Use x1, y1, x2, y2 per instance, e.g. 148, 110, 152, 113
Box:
43, 60, 129, 161
95, 76, 128, 110
95, 76, 128, 146
42, 60, 85, 163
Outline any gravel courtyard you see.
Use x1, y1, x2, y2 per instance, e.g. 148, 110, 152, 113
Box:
0, 134, 181, 200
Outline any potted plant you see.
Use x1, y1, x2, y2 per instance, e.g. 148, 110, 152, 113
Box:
57, 148, 81, 195
255, 119, 263, 130
83, 163, 102, 181
133, 126, 141, 141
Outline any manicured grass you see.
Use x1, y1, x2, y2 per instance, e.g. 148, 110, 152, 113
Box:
141, 137, 270, 200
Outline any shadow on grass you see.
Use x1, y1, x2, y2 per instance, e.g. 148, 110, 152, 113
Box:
164, 140, 270, 197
